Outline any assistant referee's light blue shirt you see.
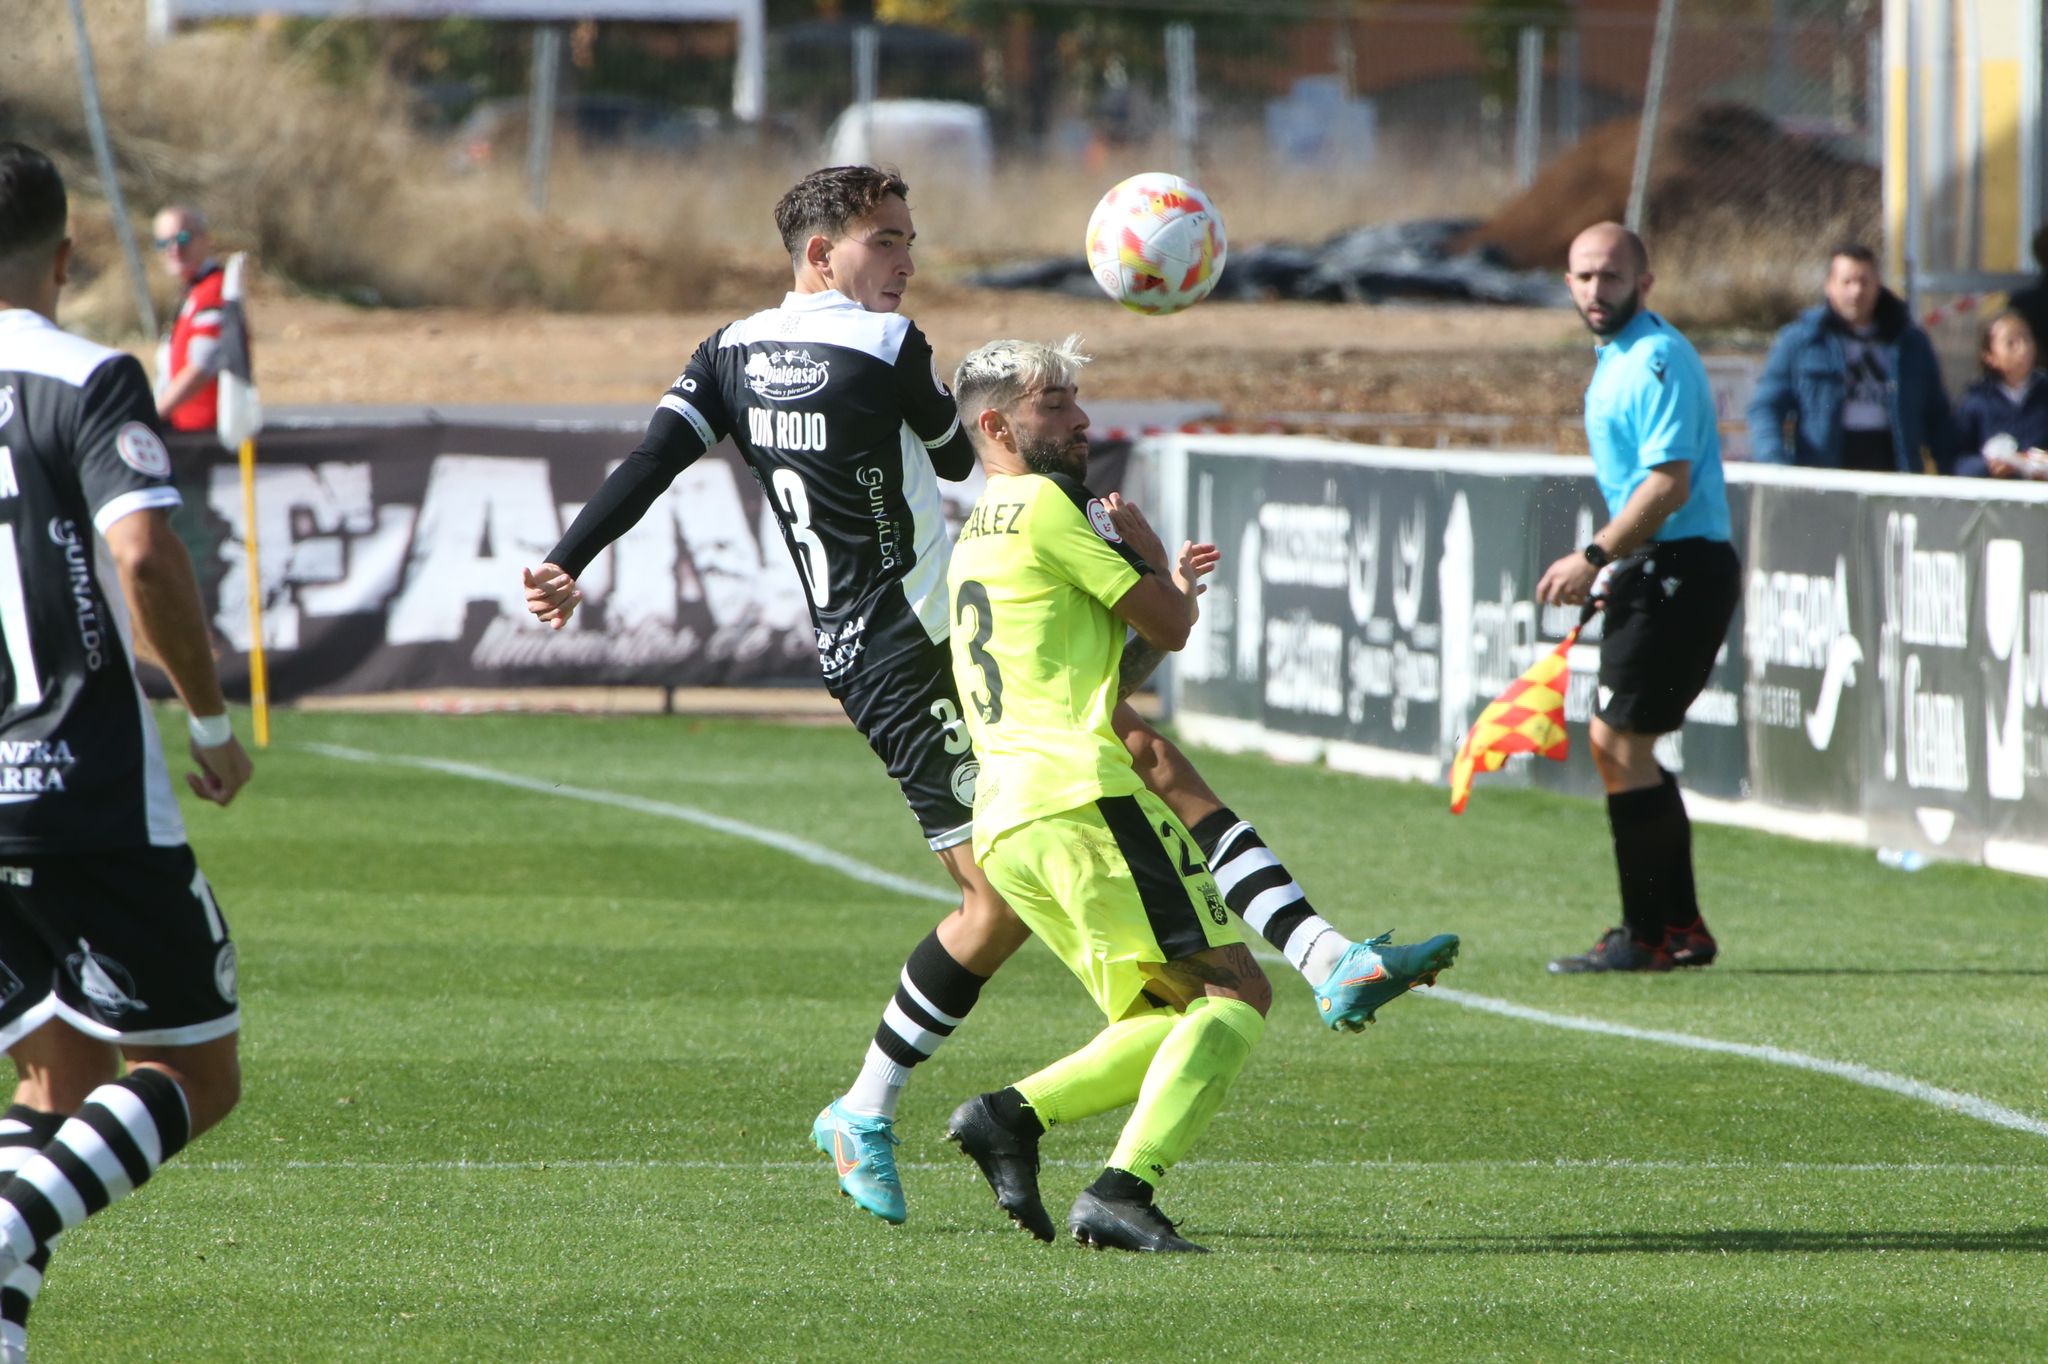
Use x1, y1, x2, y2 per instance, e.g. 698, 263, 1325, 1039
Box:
1584, 308, 1730, 544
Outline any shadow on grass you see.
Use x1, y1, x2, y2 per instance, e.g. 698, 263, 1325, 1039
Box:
1721, 968, 2048, 977
1231, 1226, 2048, 1254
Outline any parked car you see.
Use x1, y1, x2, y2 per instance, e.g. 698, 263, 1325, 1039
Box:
448, 95, 725, 169
822, 99, 993, 193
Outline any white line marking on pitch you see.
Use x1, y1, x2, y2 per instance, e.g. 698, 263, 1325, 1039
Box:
181, 1157, 2046, 1176
308, 743, 2048, 1144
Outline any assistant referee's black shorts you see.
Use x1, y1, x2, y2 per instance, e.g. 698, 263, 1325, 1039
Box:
1595, 536, 1741, 736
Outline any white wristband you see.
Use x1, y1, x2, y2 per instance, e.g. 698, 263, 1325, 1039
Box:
188, 713, 233, 748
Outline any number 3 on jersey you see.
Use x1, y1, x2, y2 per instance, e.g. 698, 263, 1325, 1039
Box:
770, 468, 830, 609
954, 579, 1004, 724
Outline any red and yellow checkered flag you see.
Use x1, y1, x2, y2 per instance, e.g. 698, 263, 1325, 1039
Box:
1448, 625, 1582, 814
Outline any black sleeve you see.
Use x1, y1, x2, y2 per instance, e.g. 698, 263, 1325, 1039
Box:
895, 323, 975, 481
73, 354, 178, 521
1042, 470, 1151, 575
547, 339, 729, 576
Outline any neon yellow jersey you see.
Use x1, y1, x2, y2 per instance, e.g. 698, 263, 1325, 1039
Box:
947, 470, 1152, 858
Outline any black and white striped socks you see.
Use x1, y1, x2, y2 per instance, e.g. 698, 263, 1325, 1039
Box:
842, 929, 988, 1120
1190, 808, 1351, 984
0, 1070, 191, 1278
0, 1106, 61, 1360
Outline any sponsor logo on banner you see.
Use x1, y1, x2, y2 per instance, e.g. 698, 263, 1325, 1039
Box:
1743, 556, 1861, 750
744, 349, 831, 401
115, 421, 172, 477
204, 453, 815, 675
1983, 538, 2048, 802
1877, 511, 1970, 798
1345, 497, 1440, 734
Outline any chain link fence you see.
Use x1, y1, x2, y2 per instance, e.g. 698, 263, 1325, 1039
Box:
7, 0, 1885, 329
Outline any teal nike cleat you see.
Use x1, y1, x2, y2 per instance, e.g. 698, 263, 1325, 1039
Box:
1313, 931, 1460, 1032
811, 1101, 906, 1225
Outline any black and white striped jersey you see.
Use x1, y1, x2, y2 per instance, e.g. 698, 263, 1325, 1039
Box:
0, 309, 186, 854
549, 289, 974, 688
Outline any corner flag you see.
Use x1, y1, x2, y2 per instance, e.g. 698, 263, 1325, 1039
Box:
217, 252, 269, 748
1447, 622, 1584, 814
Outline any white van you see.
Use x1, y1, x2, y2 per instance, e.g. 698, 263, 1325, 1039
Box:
822, 99, 993, 192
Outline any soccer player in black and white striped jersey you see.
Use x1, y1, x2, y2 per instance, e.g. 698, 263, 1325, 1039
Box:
0, 143, 252, 1361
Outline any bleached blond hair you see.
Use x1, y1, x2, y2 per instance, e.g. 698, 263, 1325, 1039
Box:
953, 335, 1090, 438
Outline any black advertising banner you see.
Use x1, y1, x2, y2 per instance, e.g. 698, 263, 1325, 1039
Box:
1336, 464, 1446, 757
167, 420, 1134, 701
1978, 503, 2048, 849
1157, 437, 2048, 875
1254, 460, 1359, 742
1859, 494, 1988, 861
1436, 467, 1554, 795
1176, 449, 1269, 724
1740, 485, 1868, 813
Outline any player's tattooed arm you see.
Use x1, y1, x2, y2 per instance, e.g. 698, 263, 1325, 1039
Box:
1117, 630, 1169, 701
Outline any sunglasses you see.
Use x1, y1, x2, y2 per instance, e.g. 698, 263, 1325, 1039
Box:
154, 230, 194, 249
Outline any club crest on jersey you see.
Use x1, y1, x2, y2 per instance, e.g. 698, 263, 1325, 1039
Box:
1086, 498, 1122, 542
746, 349, 831, 401
115, 421, 172, 478
930, 354, 950, 396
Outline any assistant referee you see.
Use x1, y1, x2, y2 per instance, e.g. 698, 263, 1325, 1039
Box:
1536, 223, 1739, 975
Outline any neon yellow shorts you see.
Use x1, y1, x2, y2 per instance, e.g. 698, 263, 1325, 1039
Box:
981, 789, 1242, 1021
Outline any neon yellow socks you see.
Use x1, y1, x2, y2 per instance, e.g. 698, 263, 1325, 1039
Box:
1109, 996, 1265, 1186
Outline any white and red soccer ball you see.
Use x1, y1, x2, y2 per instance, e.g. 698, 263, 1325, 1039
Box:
1083, 172, 1227, 316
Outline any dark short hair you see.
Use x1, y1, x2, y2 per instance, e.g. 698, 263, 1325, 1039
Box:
773, 165, 910, 261
2031, 223, 2048, 272
1829, 242, 1878, 268
0, 142, 67, 265
1979, 307, 2034, 378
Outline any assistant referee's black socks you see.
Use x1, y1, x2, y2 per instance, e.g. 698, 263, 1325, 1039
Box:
1606, 767, 1700, 942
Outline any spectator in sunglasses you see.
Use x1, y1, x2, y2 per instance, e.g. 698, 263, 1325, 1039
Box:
151, 205, 228, 433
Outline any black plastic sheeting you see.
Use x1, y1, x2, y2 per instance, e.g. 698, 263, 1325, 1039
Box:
972, 217, 1571, 308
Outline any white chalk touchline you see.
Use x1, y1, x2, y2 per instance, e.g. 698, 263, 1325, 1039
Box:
179, 1157, 2044, 1176
306, 744, 2048, 1143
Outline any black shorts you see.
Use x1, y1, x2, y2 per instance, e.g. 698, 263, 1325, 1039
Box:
1596, 537, 1741, 736
0, 844, 240, 1050
835, 639, 977, 851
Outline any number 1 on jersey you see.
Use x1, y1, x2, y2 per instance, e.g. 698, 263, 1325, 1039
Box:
0, 524, 43, 707
770, 468, 831, 609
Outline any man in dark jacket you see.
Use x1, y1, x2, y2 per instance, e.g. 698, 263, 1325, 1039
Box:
1746, 244, 1954, 473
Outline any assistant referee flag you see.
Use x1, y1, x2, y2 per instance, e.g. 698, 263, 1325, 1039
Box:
1448, 626, 1580, 814
215, 251, 260, 449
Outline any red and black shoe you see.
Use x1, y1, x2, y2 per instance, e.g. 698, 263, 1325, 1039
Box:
1662, 917, 1718, 968
1547, 926, 1672, 974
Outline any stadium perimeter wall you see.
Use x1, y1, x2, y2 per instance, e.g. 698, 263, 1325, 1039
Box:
1140, 434, 2048, 879
161, 408, 1131, 698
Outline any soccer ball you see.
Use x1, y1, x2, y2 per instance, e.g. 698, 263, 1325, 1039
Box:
1083, 172, 1227, 316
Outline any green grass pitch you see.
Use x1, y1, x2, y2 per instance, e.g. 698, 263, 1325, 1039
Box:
32, 709, 2048, 1362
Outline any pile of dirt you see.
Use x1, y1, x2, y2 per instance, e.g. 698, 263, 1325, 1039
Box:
1456, 103, 1880, 271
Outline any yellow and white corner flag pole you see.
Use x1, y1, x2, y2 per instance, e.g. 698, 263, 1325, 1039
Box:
216, 251, 269, 747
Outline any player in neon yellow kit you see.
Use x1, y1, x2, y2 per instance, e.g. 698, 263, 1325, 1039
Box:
942, 337, 1457, 1250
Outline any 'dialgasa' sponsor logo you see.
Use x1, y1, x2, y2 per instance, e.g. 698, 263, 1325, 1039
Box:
745, 349, 831, 401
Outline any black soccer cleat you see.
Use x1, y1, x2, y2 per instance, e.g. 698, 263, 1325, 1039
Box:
946, 1094, 1055, 1242
1548, 926, 1673, 974
1067, 1189, 1208, 1253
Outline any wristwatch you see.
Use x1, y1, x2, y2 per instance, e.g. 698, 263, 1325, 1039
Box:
1582, 542, 1612, 569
